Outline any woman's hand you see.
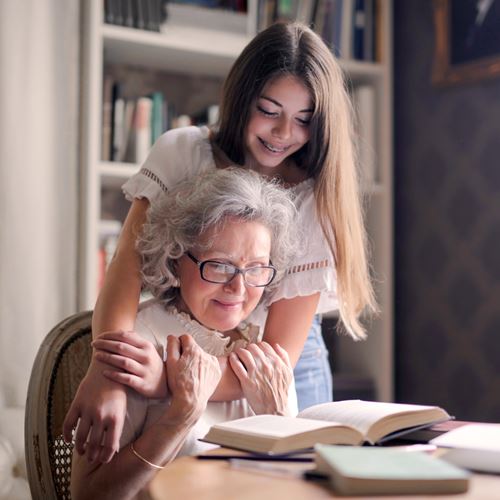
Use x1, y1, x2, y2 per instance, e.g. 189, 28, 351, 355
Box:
92, 330, 167, 399
165, 335, 222, 425
229, 342, 293, 416
63, 359, 126, 464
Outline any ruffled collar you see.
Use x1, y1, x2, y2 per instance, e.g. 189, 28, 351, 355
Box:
168, 306, 260, 357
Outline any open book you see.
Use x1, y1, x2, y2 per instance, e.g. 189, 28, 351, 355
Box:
201, 400, 451, 455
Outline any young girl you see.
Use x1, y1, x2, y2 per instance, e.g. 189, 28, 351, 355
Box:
64, 21, 376, 463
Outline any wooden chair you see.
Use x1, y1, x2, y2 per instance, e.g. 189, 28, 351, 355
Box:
25, 311, 93, 499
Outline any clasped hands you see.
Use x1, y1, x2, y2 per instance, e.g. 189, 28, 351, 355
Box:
63, 331, 292, 463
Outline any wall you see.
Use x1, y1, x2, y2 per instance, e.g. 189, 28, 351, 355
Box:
394, 1, 500, 421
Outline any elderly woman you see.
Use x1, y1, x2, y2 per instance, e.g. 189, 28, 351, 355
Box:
71, 168, 298, 500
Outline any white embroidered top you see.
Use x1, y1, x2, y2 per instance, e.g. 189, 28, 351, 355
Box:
119, 300, 298, 458
122, 126, 339, 329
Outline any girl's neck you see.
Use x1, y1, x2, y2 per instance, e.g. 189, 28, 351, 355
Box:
244, 156, 309, 187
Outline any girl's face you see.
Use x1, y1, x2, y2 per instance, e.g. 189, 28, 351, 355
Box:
244, 75, 313, 176
175, 218, 272, 333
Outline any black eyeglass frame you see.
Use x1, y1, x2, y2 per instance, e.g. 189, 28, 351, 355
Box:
186, 252, 277, 287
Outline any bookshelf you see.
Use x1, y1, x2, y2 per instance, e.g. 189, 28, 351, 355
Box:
79, 0, 393, 401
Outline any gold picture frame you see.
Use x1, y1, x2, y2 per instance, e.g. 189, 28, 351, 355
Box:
432, 0, 500, 86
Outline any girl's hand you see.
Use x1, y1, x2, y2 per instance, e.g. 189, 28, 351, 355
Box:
165, 335, 222, 424
229, 342, 293, 416
63, 359, 126, 464
92, 330, 167, 399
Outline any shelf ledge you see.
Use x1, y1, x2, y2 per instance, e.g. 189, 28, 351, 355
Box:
102, 24, 251, 77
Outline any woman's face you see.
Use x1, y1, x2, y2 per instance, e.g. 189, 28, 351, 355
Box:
176, 218, 272, 333
244, 75, 313, 176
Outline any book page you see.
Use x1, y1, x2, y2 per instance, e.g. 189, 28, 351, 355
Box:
211, 415, 343, 438
298, 400, 438, 436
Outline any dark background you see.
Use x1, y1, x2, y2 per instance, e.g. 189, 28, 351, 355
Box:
393, 0, 500, 422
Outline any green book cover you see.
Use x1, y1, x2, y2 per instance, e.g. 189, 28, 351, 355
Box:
315, 444, 470, 495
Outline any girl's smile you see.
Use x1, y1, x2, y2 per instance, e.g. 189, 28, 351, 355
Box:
245, 75, 313, 179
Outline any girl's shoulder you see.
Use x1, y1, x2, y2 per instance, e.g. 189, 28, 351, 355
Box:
152, 125, 213, 158
122, 126, 215, 202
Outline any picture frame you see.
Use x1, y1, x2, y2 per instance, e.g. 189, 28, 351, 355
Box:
432, 0, 500, 86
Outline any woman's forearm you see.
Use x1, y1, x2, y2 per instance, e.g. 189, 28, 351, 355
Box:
71, 404, 200, 500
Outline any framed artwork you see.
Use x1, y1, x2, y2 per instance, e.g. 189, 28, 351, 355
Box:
432, 0, 500, 86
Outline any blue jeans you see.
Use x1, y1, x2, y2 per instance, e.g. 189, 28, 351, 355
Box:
293, 315, 333, 411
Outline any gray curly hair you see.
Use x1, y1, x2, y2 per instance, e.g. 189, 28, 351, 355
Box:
138, 167, 299, 305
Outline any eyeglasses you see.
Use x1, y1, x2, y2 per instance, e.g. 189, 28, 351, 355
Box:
186, 252, 276, 287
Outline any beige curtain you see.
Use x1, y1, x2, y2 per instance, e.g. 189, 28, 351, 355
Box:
0, 0, 79, 407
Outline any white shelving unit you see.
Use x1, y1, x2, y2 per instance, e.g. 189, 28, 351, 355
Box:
79, 0, 393, 401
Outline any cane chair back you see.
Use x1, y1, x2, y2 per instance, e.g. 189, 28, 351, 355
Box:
25, 310, 93, 499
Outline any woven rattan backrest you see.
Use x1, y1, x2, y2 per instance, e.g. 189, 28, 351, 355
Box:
25, 311, 93, 500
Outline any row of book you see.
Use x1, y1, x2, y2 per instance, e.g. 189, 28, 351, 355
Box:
104, 0, 168, 31
105, 0, 379, 61
101, 76, 219, 163
257, 0, 380, 61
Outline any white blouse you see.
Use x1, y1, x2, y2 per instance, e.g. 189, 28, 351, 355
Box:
119, 300, 298, 458
122, 126, 339, 329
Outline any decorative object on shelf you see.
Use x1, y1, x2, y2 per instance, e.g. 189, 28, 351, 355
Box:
432, 0, 500, 86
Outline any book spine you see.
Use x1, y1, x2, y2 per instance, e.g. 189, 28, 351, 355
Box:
353, 0, 365, 60
101, 76, 114, 161
112, 96, 125, 162
340, 0, 353, 59
363, 0, 374, 61
353, 84, 377, 186
150, 91, 164, 144
133, 96, 153, 165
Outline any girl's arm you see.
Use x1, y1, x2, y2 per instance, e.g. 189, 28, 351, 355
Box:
91, 197, 149, 333
92, 294, 321, 403
63, 198, 149, 463
209, 293, 320, 401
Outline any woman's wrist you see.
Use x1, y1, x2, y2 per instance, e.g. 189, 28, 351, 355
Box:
160, 397, 205, 428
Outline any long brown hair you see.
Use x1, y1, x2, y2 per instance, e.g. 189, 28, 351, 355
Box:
213, 22, 377, 338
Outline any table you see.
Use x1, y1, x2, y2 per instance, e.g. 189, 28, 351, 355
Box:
148, 451, 500, 500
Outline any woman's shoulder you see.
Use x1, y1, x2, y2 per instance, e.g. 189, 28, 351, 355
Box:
135, 300, 182, 341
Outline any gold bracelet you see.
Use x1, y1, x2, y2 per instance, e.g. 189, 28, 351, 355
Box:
130, 442, 164, 470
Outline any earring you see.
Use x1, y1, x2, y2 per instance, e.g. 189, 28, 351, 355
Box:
172, 277, 180, 288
